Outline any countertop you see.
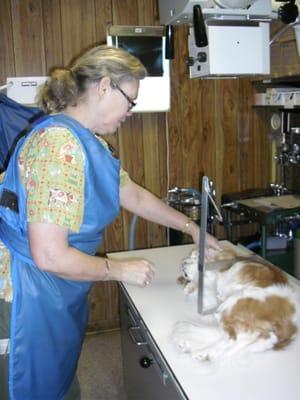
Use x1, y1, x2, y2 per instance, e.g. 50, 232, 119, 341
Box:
109, 243, 300, 400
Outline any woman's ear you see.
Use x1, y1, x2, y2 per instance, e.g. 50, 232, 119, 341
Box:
98, 76, 111, 97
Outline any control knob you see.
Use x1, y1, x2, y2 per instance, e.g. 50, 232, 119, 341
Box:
139, 356, 153, 368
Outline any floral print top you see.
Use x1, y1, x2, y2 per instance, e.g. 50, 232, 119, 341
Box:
0, 126, 130, 302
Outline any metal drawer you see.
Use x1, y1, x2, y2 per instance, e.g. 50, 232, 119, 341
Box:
120, 287, 187, 400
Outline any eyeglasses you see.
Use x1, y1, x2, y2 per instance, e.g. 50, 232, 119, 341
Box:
112, 81, 136, 111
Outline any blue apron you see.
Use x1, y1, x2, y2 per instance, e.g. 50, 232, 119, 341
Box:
0, 114, 120, 400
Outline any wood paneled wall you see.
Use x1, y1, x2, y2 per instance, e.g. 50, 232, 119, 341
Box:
1, 0, 299, 330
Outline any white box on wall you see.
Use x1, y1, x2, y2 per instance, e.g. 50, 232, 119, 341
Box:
188, 21, 270, 78
107, 25, 170, 112
6, 77, 48, 105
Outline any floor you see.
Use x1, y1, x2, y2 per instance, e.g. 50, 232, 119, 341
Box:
77, 330, 126, 400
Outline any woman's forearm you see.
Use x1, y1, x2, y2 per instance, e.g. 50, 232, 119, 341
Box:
29, 224, 117, 281
120, 181, 192, 232
120, 181, 220, 249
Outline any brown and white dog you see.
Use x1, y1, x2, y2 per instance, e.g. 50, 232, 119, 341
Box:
173, 247, 300, 362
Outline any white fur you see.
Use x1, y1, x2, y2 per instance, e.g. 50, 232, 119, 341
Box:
173, 249, 300, 363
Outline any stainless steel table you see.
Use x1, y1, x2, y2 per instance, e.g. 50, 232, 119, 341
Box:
224, 194, 300, 257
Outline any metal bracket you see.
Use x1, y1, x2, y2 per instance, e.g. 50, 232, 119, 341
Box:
197, 176, 223, 314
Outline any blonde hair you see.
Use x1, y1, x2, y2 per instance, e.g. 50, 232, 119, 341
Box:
37, 45, 147, 113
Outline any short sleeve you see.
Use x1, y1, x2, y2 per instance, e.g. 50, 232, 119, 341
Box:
18, 126, 85, 232
120, 168, 131, 187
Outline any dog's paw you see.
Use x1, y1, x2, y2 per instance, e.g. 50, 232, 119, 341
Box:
192, 350, 211, 362
183, 281, 198, 295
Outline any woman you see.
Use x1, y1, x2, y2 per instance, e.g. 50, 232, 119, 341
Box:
0, 45, 220, 399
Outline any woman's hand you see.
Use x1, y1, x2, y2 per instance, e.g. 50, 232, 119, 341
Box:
108, 258, 156, 287
188, 221, 221, 248
187, 221, 221, 261
205, 232, 221, 251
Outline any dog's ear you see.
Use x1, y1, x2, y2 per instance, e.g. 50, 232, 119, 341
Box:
213, 248, 237, 261
238, 262, 288, 287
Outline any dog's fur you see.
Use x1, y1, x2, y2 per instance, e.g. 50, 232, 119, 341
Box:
173, 247, 300, 362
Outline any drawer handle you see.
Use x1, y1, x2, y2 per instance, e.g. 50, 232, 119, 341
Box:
128, 326, 147, 346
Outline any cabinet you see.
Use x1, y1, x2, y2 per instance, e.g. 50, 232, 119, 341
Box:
120, 286, 187, 400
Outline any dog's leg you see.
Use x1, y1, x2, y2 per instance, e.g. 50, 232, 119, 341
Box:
191, 331, 233, 362
171, 320, 223, 355
191, 335, 245, 362
192, 330, 276, 362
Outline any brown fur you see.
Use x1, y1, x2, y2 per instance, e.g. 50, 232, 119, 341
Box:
177, 276, 188, 285
238, 263, 288, 288
221, 295, 297, 350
